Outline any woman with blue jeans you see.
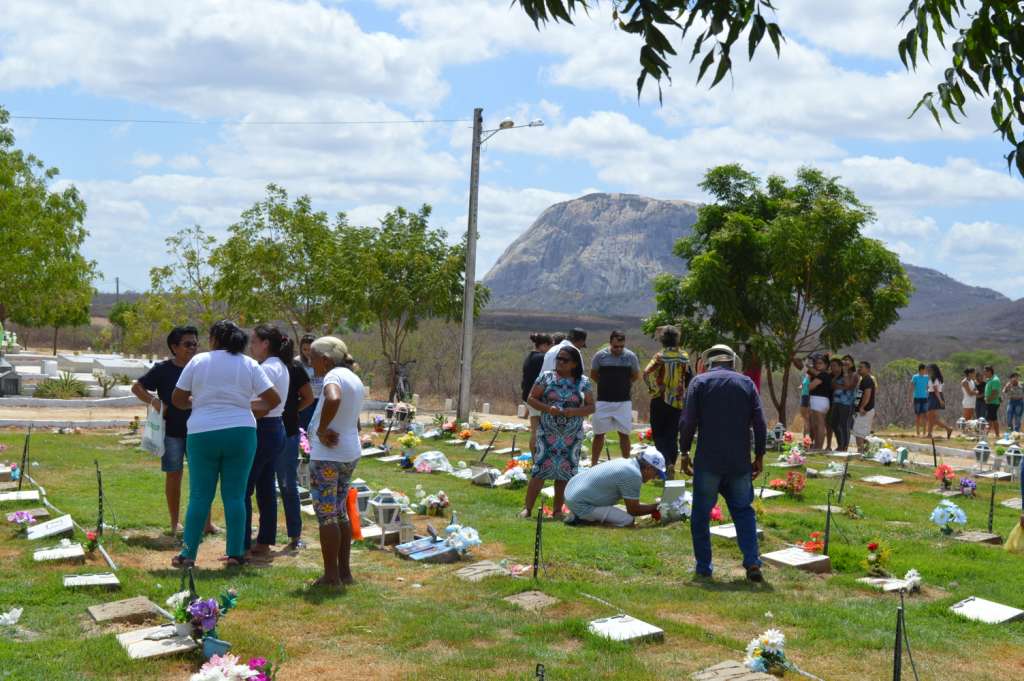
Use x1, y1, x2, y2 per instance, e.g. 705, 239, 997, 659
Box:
171, 321, 279, 568
245, 325, 292, 559
278, 345, 313, 551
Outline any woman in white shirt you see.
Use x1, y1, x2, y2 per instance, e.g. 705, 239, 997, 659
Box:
961, 367, 978, 420
926, 363, 954, 439
171, 320, 280, 568
306, 336, 363, 587
245, 324, 292, 559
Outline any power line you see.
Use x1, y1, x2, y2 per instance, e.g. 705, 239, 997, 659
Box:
10, 114, 470, 126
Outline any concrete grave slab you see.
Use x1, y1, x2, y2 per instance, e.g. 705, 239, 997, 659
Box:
504, 590, 558, 611
828, 451, 860, 459
0, 481, 17, 491
0, 465, 12, 482
588, 614, 664, 643
26, 515, 74, 541
857, 577, 916, 593
463, 440, 487, 451
810, 505, 842, 513
754, 489, 784, 500
92, 358, 153, 381
862, 475, 903, 485
769, 462, 802, 469
378, 454, 404, 463
950, 596, 1024, 624
88, 596, 161, 625
117, 624, 197, 659
1001, 497, 1023, 509
444, 439, 463, 446
761, 547, 831, 573
360, 447, 388, 458
300, 504, 315, 517
710, 523, 763, 540
954, 531, 1003, 545
64, 573, 120, 589
18, 507, 50, 519
494, 447, 520, 456
455, 560, 511, 582
33, 543, 85, 563
691, 660, 776, 680
0, 490, 40, 503
975, 471, 1012, 481
929, 489, 961, 497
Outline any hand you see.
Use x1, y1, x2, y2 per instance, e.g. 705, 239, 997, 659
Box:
317, 428, 339, 447
680, 455, 694, 477
752, 456, 764, 477
549, 405, 562, 416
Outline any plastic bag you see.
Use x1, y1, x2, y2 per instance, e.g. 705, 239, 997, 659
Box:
1006, 523, 1024, 553
141, 403, 165, 457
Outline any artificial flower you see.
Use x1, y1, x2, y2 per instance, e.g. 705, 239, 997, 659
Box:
710, 505, 722, 521
187, 597, 220, 633
867, 541, 878, 552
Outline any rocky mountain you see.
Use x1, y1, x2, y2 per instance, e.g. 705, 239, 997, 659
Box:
483, 193, 699, 316
483, 193, 1017, 337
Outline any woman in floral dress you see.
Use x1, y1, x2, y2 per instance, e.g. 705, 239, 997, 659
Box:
519, 345, 595, 519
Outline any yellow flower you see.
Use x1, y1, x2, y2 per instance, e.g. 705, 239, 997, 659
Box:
322, 467, 338, 479
319, 503, 335, 514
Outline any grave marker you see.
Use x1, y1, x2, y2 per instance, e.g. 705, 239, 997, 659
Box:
856, 577, 916, 593
17, 426, 31, 491
862, 475, 903, 486
33, 543, 85, 564
1001, 497, 1022, 510
950, 596, 1024, 624
26, 514, 74, 541
710, 523, 762, 540
929, 489, 960, 497
754, 489, 784, 500
761, 547, 831, 573
954, 531, 1002, 545
360, 447, 388, 458
691, 660, 776, 681
378, 454, 403, 463
540, 486, 555, 499
454, 560, 510, 582
18, 507, 49, 519
63, 573, 121, 589
88, 596, 160, 625
0, 465, 11, 482
587, 614, 664, 643
0, 481, 16, 491
117, 624, 197, 659
504, 590, 558, 611
976, 471, 1012, 481
0, 490, 40, 503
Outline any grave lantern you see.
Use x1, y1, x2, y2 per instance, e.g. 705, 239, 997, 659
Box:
350, 478, 373, 515
1006, 444, 1023, 471
368, 490, 404, 528
974, 441, 991, 466
772, 423, 786, 440
956, 417, 966, 432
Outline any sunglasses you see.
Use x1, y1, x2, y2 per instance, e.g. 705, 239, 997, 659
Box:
181, 341, 199, 348
556, 355, 573, 363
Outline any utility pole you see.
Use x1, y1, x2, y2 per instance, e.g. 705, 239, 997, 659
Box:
457, 107, 483, 424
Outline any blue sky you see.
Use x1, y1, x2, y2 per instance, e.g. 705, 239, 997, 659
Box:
3, 0, 1023, 298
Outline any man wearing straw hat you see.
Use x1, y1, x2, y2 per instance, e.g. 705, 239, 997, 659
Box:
679, 344, 767, 582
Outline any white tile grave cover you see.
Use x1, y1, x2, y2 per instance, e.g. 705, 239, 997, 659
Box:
588, 614, 664, 642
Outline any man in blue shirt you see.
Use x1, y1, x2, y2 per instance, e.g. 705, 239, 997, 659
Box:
678, 344, 767, 582
911, 364, 930, 437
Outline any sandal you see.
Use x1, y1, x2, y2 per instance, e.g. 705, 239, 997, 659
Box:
223, 556, 247, 568
517, 509, 532, 519
171, 555, 195, 569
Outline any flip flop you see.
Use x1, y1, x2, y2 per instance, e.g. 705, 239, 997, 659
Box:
170, 555, 195, 569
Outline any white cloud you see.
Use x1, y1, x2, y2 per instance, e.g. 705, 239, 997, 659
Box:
167, 154, 202, 171
130, 152, 162, 168
834, 156, 1024, 205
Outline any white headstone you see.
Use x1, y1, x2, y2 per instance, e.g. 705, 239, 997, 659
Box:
761, 547, 831, 573
1001, 498, 1023, 510
482, 403, 491, 414
378, 454, 404, 463
517, 404, 528, 418
755, 489, 785, 499
0, 490, 41, 503
588, 614, 664, 643
862, 475, 903, 485
975, 471, 1012, 481
33, 543, 85, 563
117, 624, 198, 659
360, 447, 388, 458
26, 514, 75, 540
662, 480, 687, 505
856, 577, 915, 593
950, 597, 1024, 624
63, 573, 120, 589
710, 523, 763, 540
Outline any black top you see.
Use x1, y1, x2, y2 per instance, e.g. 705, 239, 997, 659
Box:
858, 375, 876, 412
138, 360, 190, 438
283, 362, 312, 437
678, 367, 767, 474
521, 351, 546, 402
809, 371, 832, 398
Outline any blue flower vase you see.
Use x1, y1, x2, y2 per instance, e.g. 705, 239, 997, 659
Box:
202, 636, 231, 659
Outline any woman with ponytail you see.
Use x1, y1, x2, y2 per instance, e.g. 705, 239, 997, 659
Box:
171, 320, 280, 568
245, 324, 292, 559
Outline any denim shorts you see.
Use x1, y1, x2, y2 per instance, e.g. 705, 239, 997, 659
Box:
913, 398, 929, 415
161, 436, 187, 473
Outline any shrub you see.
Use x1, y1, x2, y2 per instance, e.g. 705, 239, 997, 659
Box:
34, 372, 88, 399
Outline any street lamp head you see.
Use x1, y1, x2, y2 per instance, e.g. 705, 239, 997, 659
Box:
528, 119, 545, 127
498, 118, 515, 129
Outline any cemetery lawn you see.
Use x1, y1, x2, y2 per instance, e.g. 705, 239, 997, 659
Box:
1, 432, 1024, 680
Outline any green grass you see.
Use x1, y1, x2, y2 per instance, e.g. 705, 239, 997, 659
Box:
1, 431, 1023, 680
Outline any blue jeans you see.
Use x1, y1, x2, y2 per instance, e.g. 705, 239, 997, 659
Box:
246, 417, 286, 549
1007, 399, 1023, 433
276, 433, 303, 539
690, 469, 761, 575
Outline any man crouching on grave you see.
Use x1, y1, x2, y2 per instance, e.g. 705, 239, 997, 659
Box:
563, 449, 666, 527
679, 344, 767, 582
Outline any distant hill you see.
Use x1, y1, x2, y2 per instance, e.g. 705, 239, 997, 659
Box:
482, 193, 1017, 340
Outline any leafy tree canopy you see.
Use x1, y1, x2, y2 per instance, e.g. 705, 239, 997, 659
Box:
643, 164, 912, 423
0, 106, 97, 325
149, 224, 226, 330
515, 0, 1024, 175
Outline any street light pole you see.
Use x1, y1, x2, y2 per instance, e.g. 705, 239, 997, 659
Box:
457, 107, 483, 424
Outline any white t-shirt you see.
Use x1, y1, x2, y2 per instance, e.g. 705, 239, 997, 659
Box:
308, 367, 364, 463
259, 357, 290, 419
176, 350, 274, 435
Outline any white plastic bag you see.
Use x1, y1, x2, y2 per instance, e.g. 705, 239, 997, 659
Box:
141, 403, 165, 457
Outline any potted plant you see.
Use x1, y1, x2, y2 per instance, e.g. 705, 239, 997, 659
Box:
930, 500, 967, 535
744, 628, 794, 677
934, 464, 955, 490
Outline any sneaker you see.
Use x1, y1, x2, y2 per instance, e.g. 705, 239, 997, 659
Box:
746, 565, 765, 583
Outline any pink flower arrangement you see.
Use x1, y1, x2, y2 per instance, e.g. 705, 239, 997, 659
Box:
802, 435, 812, 448
783, 432, 794, 444
710, 505, 723, 522
298, 428, 311, 455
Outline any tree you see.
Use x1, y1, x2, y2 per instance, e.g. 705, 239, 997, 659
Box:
516, 1, 1024, 175
11, 255, 95, 355
212, 184, 358, 341
149, 224, 226, 330
0, 106, 96, 325
108, 300, 135, 351
120, 293, 188, 355
347, 205, 489, 400
643, 164, 913, 425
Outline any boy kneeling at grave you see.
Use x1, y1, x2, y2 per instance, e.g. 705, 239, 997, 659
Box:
563, 449, 666, 527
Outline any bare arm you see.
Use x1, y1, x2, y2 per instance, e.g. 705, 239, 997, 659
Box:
171, 388, 192, 411
131, 381, 160, 410
527, 383, 557, 416
624, 498, 659, 516
297, 383, 314, 412
251, 387, 282, 419
316, 382, 342, 447
565, 389, 596, 418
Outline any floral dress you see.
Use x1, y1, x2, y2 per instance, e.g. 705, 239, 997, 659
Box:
532, 371, 593, 481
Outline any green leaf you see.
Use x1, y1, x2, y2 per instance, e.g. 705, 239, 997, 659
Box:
748, 14, 766, 60
766, 22, 782, 55
711, 50, 732, 88
696, 49, 715, 84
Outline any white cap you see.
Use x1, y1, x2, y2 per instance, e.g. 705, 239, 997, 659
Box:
638, 447, 667, 479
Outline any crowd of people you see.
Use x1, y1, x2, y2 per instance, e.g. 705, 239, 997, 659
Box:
132, 321, 363, 586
